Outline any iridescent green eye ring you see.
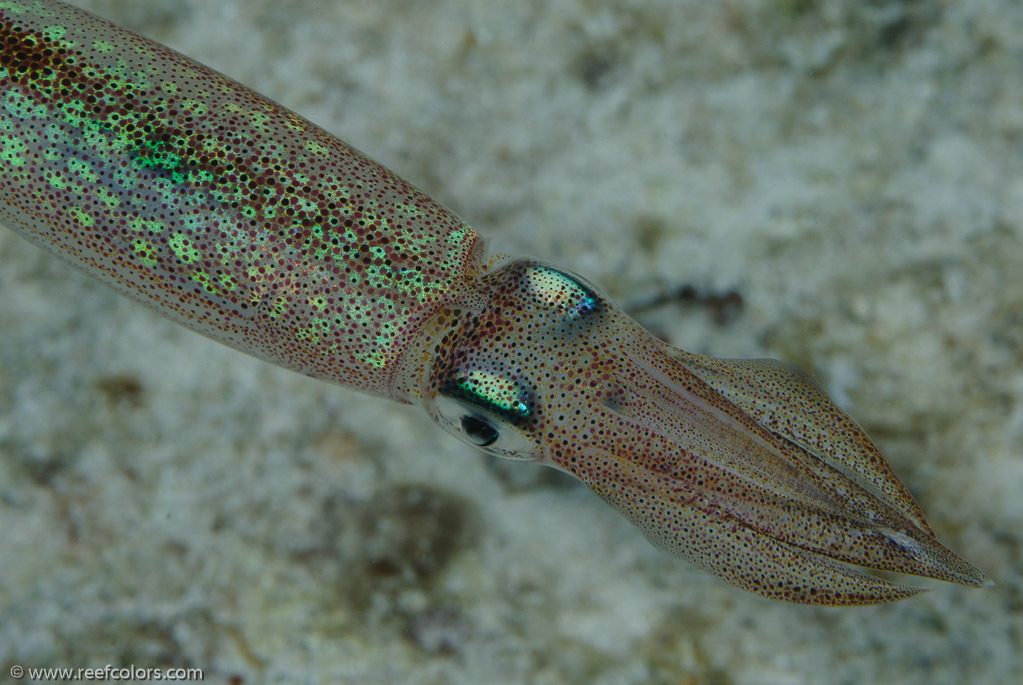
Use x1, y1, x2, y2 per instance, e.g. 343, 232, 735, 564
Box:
439, 370, 532, 425
524, 265, 599, 319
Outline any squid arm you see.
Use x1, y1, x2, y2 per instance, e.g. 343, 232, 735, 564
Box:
0, 0, 989, 604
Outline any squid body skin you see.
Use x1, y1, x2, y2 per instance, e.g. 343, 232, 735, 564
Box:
0, 0, 990, 605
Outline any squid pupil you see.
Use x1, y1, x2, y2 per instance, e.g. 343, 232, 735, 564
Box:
461, 415, 498, 446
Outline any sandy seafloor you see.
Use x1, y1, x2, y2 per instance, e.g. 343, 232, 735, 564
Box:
1, 0, 1021, 683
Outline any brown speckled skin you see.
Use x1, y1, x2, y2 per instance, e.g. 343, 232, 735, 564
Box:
424, 260, 989, 604
0, 0, 482, 402
1, 1, 990, 604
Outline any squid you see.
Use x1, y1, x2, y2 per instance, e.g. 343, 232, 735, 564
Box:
0, 0, 990, 605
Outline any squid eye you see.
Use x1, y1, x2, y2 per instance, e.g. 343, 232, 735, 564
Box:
426, 381, 541, 461
460, 415, 499, 446
524, 265, 600, 319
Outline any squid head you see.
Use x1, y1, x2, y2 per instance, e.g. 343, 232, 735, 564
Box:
423, 259, 990, 605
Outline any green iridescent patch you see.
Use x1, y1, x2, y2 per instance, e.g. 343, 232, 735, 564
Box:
441, 370, 532, 424
525, 265, 599, 319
